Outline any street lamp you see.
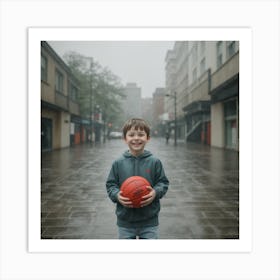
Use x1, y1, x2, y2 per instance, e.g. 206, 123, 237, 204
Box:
165, 91, 177, 146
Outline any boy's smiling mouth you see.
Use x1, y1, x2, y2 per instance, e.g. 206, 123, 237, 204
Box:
131, 142, 142, 147
130, 141, 144, 151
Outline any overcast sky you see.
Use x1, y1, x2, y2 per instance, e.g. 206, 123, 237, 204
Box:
48, 41, 174, 98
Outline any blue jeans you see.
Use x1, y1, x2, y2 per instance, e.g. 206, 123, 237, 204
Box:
118, 226, 158, 239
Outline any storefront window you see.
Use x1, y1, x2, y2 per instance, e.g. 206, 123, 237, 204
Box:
224, 99, 238, 149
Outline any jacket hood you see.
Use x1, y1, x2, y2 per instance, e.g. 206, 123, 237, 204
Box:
123, 150, 152, 159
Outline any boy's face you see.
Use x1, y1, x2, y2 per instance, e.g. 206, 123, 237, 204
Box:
124, 127, 150, 156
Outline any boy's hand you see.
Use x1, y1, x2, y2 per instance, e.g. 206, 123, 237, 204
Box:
140, 186, 156, 207
117, 191, 133, 208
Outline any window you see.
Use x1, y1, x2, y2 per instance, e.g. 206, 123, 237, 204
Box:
192, 68, 197, 83
200, 41, 206, 55
191, 42, 198, 66
70, 84, 78, 101
227, 41, 236, 58
224, 99, 237, 118
55, 69, 64, 93
41, 55, 47, 82
200, 58, 206, 75
216, 41, 223, 68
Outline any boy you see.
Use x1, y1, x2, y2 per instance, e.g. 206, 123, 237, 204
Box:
106, 118, 169, 239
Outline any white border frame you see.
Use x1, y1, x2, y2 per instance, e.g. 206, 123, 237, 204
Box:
28, 27, 252, 253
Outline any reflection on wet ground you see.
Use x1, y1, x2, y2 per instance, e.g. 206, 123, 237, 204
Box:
41, 138, 239, 239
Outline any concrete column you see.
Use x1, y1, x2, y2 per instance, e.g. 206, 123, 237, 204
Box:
60, 112, 70, 148
211, 102, 224, 148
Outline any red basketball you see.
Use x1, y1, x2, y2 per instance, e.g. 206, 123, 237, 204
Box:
120, 176, 151, 208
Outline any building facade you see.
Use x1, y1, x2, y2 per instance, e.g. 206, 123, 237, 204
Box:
141, 97, 153, 127
152, 88, 165, 136
122, 83, 142, 120
41, 41, 81, 151
210, 43, 239, 150
165, 41, 239, 150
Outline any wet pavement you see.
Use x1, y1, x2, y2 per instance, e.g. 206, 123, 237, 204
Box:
41, 138, 239, 239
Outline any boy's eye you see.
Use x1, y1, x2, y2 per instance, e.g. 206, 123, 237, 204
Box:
127, 133, 135, 137
127, 133, 145, 137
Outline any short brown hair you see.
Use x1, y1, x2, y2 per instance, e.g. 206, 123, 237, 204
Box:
122, 118, 151, 139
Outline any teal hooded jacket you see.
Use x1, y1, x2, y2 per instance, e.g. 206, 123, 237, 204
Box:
106, 150, 169, 228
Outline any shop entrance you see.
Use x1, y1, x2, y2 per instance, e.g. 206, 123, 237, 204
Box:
41, 118, 52, 151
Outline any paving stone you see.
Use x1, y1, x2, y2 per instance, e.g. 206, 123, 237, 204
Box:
41, 138, 239, 239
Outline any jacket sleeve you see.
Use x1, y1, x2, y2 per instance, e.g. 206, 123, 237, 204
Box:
153, 159, 169, 200
106, 161, 120, 203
